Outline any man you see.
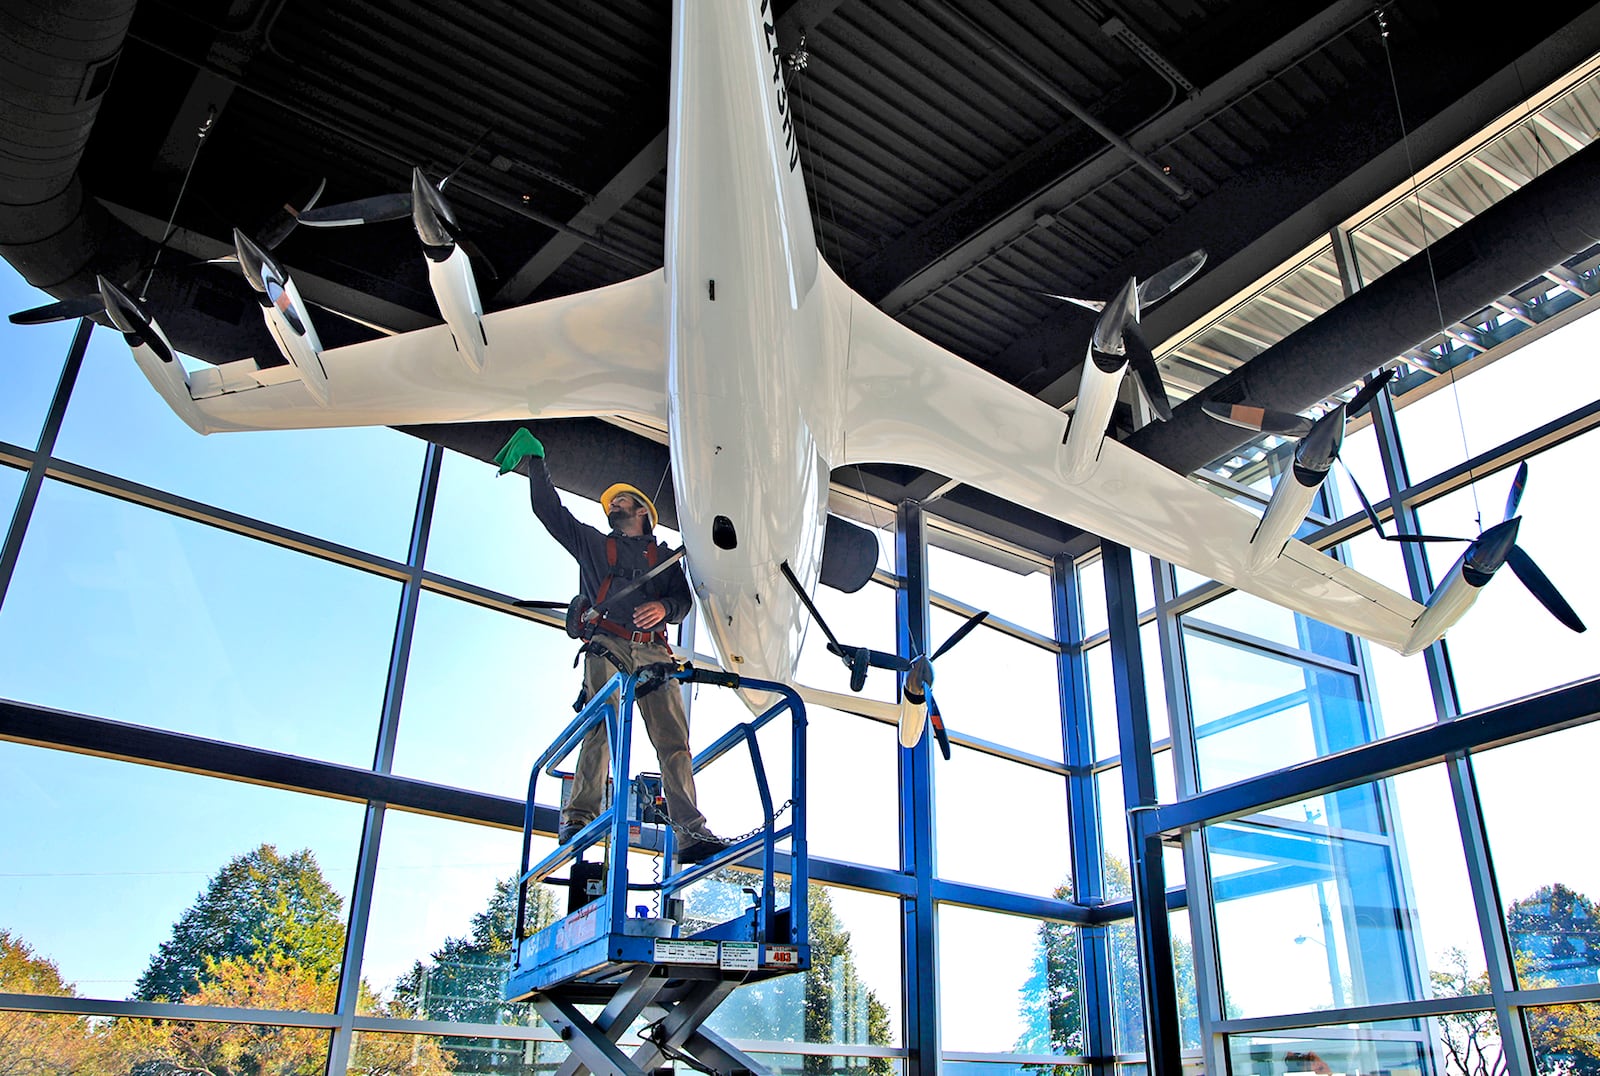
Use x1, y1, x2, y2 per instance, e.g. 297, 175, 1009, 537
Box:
494, 427, 722, 864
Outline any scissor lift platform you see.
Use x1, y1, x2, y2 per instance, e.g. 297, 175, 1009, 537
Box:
506, 665, 809, 1076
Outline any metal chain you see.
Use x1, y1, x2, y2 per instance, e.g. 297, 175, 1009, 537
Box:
664, 797, 795, 849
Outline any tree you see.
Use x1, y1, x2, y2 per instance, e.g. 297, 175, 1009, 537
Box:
1014, 859, 1199, 1068
1508, 884, 1600, 1076
134, 845, 346, 1003
392, 876, 559, 1075
1430, 947, 1504, 1076
0, 929, 105, 1075
111, 843, 449, 1076
687, 870, 894, 1074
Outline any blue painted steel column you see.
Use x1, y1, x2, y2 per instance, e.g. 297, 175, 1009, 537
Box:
0, 317, 91, 610
1103, 541, 1181, 1075
1055, 554, 1114, 1074
897, 501, 940, 1076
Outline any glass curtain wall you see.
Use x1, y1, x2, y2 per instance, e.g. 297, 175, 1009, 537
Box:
1069, 294, 1600, 1075
0, 260, 1084, 1075
5, 257, 1600, 1075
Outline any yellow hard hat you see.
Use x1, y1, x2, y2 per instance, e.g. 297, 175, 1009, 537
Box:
599, 482, 658, 528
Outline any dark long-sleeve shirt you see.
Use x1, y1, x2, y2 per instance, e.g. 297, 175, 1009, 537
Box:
526, 460, 692, 626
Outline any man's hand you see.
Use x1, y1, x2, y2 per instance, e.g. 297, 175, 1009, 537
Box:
493, 428, 545, 475
633, 600, 667, 630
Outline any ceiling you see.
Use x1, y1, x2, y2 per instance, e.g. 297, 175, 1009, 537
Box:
6, 0, 1600, 561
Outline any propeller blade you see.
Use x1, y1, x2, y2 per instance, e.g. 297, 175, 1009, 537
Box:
297, 192, 413, 227
512, 599, 570, 610
258, 176, 328, 250
1125, 325, 1173, 422
1201, 400, 1313, 438
928, 698, 952, 761
1503, 462, 1529, 523
781, 560, 845, 653
931, 610, 990, 662
1506, 545, 1586, 632
1345, 367, 1398, 417
1135, 249, 1207, 309
10, 294, 105, 325
1337, 459, 1388, 537
1380, 533, 1471, 544
1008, 284, 1105, 313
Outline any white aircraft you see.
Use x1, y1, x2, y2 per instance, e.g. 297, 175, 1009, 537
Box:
83, 0, 1579, 749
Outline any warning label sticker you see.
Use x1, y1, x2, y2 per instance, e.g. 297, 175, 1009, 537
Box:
720, 942, 759, 970
654, 939, 720, 965
764, 945, 799, 968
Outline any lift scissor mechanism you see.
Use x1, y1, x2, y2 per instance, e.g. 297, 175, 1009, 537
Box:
506, 664, 810, 1076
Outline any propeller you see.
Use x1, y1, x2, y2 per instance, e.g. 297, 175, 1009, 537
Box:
1359, 462, 1584, 633
779, 560, 988, 758
1202, 367, 1398, 440
7, 179, 328, 327
298, 167, 499, 279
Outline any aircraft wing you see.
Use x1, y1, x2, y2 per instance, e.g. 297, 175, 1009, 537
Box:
170, 270, 668, 434
837, 291, 1426, 652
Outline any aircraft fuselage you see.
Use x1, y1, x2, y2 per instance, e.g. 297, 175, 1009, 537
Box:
665, 0, 851, 686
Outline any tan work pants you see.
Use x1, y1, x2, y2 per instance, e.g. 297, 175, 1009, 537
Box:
562, 633, 708, 837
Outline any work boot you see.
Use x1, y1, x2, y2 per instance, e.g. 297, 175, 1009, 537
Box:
558, 819, 586, 844
676, 832, 725, 865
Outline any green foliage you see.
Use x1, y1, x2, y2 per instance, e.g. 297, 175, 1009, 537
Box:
1014, 859, 1200, 1064
392, 876, 559, 1074
133, 844, 346, 1003
687, 870, 894, 1073
1508, 884, 1600, 1076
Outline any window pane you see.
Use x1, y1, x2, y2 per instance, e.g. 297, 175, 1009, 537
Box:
1087, 640, 1116, 762
796, 575, 898, 703
53, 332, 424, 559
0, 261, 71, 450
1415, 437, 1600, 711
941, 905, 1082, 1055
0, 1012, 332, 1074
359, 810, 536, 1026
930, 610, 1062, 759
1186, 630, 1370, 793
1473, 722, 1600, 989
1209, 768, 1482, 1018
426, 446, 600, 599
936, 752, 1069, 898
393, 592, 577, 798
0, 741, 362, 1004
929, 542, 1053, 636
1226, 1015, 1494, 1076
0, 462, 22, 524
1097, 768, 1133, 901
1396, 304, 1600, 485
0, 481, 396, 763
1105, 911, 1202, 1055
683, 684, 892, 866
1078, 557, 1108, 640
1187, 590, 1353, 664
1527, 1002, 1600, 1076
705, 882, 901, 1048
351, 1030, 559, 1074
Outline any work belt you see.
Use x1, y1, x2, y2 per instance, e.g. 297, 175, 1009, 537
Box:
593, 617, 667, 646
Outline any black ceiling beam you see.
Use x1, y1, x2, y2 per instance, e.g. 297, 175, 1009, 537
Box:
1001, 1, 1600, 401
1129, 132, 1600, 476
491, 0, 848, 305
853, 0, 1365, 311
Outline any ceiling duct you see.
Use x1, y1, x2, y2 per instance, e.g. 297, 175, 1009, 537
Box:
1129, 135, 1600, 476
0, 0, 143, 293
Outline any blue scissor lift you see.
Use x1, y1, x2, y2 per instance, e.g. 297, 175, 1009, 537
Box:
506, 665, 809, 1076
